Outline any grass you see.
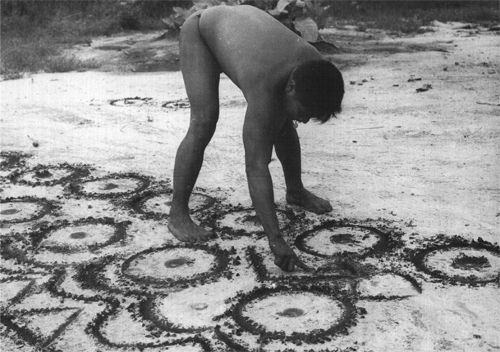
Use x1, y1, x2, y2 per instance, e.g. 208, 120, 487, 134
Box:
328, 1, 499, 34
0, 0, 169, 79
1, 1, 499, 79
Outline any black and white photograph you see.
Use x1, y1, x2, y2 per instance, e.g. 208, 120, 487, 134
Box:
1, 1, 499, 351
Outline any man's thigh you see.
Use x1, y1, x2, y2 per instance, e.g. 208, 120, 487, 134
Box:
180, 11, 221, 113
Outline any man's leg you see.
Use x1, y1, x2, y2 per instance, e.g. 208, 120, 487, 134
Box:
275, 120, 333, 214
168, 12, 221, 242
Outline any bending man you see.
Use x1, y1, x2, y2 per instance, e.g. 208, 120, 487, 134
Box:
168, 5, 344, 272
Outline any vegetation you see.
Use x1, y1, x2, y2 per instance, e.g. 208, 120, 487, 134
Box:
1, 0, 498, 79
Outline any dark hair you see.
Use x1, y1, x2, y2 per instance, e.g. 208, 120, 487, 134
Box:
292, 60, 344, 123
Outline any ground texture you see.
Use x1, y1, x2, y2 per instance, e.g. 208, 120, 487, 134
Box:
1, 22, 499, 352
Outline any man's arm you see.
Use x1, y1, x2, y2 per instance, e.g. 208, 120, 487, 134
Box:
243, 103, 310, 272
275, 119, 333, 214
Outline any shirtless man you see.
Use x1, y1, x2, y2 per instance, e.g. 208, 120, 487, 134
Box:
168, 5, 344, 272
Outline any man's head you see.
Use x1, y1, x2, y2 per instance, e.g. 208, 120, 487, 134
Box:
286, 60, 344, 123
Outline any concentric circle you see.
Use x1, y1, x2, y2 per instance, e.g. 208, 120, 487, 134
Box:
133, 192, 215, 217
0, 198, 53, 224
141, 280, 243, 333
39, 221, 126, 253
12, 164, 90, 186
418, 245, 500, 284
110, 97, 152, 107
121, 245, 229, 287
124, 248, 211, 281
215, 209, 291, 236
71, 174, 149, 198
234, 286, 355, 342
295, 223, 388, 258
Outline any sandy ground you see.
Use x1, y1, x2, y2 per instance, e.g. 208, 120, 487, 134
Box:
1, 22, 499, 352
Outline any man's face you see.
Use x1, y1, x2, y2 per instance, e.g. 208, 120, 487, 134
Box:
286, 95, 312, 124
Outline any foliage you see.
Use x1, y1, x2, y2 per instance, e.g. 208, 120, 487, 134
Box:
2, 0, 498, 78
266, 0, 332, 42
160, 0, 329, 42
161, 0, 242, 31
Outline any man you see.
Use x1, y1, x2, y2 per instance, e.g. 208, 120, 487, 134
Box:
168, 5, 344, 272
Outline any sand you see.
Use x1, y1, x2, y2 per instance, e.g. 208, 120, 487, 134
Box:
1, 21, 499, 352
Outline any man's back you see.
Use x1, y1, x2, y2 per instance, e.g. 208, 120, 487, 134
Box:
198, 5, 321, 93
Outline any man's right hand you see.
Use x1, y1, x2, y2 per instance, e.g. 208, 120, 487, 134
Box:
269, 236, 312, 272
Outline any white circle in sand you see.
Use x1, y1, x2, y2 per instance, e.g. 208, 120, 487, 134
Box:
80, 178, 142, 195
141, 193, 211, 214
304, 227, 379, 256
0, 201, 44, 222
424, 248, 500, 281
19, 168, 73, 184
124, 247, 216, 281
152, 288, 225, 330
40, 224, 116, 251
242, 292, 344, 335
217, 209, 288, 233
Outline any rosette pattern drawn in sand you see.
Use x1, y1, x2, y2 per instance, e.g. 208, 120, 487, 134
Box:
1, 159, 498, 352
414, 241, 500, 284
213, 208, 292, 237
0, 197, 54, 225
70, 174, 149, 198
38, 220, 126, 254
131, 192, 216, 218
10, 164, 90, 186
295, 222, 389, 258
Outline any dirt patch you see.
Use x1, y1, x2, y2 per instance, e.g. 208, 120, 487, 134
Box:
1, 20, 499, 352
65, 24, 471, 74
65, 31, 180, 72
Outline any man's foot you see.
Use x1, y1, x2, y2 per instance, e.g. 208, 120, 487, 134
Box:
286, 188, 333, 214
168, 216, 216, 243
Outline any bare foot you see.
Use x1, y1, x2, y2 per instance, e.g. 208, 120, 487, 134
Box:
168, 215, 216, 243
286, 188, 332, 214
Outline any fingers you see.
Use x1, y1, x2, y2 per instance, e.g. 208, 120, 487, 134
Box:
276, 255, 313, 272
274, 256, 285, 269
296, 259, 313, 272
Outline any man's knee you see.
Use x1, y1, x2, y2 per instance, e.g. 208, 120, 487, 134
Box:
187, 115, 218, 145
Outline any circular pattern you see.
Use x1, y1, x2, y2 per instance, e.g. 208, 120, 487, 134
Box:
71, 174, 149, 198
110, 97, 152, 107
121, 245, 229, 287
142, 284, 232, 332
234, 286, 355, 342
0, 198, 53, 224
215, 209, 291, 236
39, 221, 125, 253
134, 192, 215, 217
124, 248, 213, 281
242, 292, 342, 334
295, 223, 388, 258
11, 164, 90, 186
421, 246, 500, 283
